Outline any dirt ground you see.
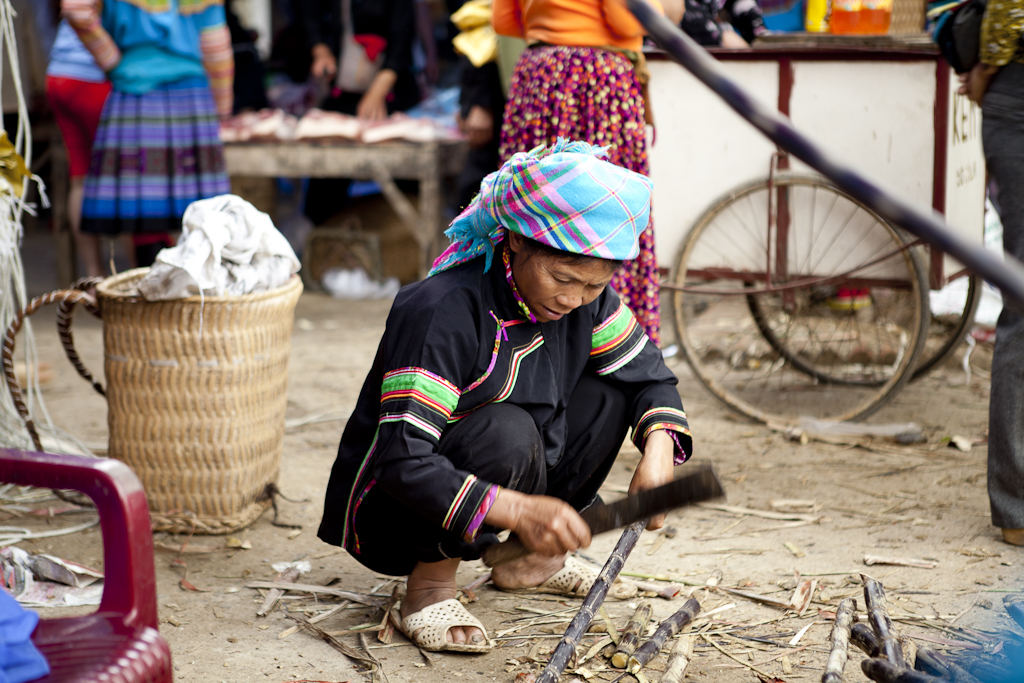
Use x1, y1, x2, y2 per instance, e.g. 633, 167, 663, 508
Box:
11, 259, 1024, 683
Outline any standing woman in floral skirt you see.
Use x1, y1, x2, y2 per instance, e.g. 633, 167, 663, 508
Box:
493, 0, 683, 345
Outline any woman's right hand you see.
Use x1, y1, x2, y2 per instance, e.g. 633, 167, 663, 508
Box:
485, 489, 592, 556
311, 44, 337, 80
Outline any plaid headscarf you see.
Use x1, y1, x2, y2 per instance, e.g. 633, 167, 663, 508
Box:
428, 139, 653, 277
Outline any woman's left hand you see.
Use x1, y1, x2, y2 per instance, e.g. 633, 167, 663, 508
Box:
357, 92, 389, 121
958, 62, 1000, 105
628, 430, 676, 531
357, 69, 399, 121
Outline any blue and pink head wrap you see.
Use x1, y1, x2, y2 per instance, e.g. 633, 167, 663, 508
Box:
428, 138, 654, 277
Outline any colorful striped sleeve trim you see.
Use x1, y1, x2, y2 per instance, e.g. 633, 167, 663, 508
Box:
634, 407, 692, 465
442, 475, 499, 540
200, 25, 234, 117
463, 485, 500, 543
591, 301, 650, 376
64, 0, 121, 72
380, 367, 461, 441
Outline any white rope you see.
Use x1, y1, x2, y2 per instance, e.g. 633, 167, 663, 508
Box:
0, 0, 93, 456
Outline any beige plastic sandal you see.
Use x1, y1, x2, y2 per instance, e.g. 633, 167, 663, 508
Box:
399, 598, 492, 653
532, 556, 638, 599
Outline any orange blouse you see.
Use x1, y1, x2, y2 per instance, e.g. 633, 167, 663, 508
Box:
492, 0, 663, 52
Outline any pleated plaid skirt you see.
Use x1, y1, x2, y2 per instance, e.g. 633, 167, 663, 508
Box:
81, 76, 230, 234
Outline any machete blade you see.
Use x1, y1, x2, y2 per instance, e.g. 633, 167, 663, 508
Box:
580, 463, 725, 535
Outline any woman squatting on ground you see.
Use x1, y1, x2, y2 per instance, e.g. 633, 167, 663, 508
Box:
318, 140, 694, 652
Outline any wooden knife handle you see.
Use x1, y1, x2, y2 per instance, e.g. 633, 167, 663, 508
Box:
481, 536, 530, 567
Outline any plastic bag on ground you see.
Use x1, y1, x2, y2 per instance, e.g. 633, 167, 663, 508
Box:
321, 268, 400, 300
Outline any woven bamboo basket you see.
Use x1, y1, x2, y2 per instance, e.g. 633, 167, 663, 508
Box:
96, 269, 303, 534
891, 0, 926, 34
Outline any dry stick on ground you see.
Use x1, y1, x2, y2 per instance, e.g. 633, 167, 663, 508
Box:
599, 606, 621, 645
257, 566, 303, 617
246, 581, 387, 607
851, 622, 882, 657
822, 597, 855, 683
861, 658, 942, 683
627, 598, 701, 674
700, 633, 774, 680
535, 521, 645, 683
377, 586, 401, 644
612, 601, 653, 668
359, 632, 386, 683
715, 585, 792, 610
660, 628, 694, 683
289, 614, 380, 671
862, 574, 905, 668
899, 636, 917, 668
633, 580, 683, 599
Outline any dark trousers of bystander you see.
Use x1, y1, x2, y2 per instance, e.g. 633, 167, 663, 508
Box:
349, 372, 632, 576
984, 62, 1024, 530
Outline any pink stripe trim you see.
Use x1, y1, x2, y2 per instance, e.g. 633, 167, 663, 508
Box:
463, 485, 500, 543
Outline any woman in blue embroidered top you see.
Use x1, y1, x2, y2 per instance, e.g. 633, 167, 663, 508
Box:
319, 140, 693, 653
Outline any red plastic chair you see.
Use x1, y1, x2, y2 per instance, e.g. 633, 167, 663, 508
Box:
0, 449, 172, 682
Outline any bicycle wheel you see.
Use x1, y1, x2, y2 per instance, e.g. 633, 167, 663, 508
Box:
670, 173, 930, 424
911, 273, 982, 381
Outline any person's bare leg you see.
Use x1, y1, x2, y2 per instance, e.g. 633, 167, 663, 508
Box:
121, 234, 137, 269
77, 234, 105, 279
402, 558, 485, 645
68, 177, 104, 279
490, 553, 569, 590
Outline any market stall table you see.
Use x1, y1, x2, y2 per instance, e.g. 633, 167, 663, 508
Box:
223, 139, 468, 279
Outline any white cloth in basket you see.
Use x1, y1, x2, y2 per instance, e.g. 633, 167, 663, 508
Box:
138, 195, 300, 300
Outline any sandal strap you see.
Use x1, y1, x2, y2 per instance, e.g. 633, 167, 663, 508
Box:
537, 556, 637, 598
537, 556, 597, 596
401, 599, 489, 651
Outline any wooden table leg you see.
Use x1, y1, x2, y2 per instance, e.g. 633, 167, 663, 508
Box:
48, 126, 76, 287
418, 143, 443, 279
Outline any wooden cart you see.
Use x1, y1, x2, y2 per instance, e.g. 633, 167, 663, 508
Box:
647, 35, 986, 424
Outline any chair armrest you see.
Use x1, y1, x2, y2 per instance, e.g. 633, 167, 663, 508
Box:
0, 449, 158, 629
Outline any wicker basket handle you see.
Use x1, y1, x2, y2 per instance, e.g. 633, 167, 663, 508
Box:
57, 277, 105, 397
3, 288, 101, 451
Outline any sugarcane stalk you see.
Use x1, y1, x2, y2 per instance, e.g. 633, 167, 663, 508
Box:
535, 522, 646, 683
1004, 594, 1024, 632
942, 659, 985, 683
612, 601, 653, 668
861, 574, 904, 667
914, 645, 983, 683
821, 597, 855, 683
851, 622, 881, 657
627, 598, 701, 674
861, 658, 942, 683
659, 629, 694, 683
913, 646, 950, 678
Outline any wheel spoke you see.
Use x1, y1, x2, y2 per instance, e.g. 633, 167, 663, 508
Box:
673, 176, 927, 424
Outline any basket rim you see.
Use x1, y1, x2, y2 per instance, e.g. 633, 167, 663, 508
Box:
96, 268, 303, 303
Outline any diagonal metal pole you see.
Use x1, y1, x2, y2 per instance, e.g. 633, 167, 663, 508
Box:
628, 0, 1024, 309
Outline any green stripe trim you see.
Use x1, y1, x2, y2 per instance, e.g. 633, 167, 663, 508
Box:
381, 368, 460, 413
592, 305, 634, 350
